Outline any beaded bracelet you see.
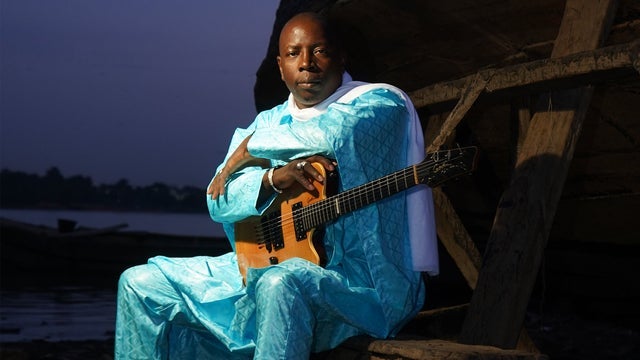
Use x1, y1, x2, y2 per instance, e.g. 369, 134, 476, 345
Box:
267, 167, 283, 193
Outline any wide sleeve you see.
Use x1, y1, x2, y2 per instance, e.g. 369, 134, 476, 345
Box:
206, 125, 272, 225
246, 118, 333, 161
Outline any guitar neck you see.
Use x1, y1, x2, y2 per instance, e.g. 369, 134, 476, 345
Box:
294, 146, 477, 233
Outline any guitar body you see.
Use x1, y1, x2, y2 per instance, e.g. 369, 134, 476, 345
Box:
234, 163, 335, 281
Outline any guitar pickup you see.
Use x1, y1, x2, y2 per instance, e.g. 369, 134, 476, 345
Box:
260, 211, 285, 251
292, 202, 307, 241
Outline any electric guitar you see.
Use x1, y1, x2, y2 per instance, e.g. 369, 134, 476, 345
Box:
234, 146, 478, 282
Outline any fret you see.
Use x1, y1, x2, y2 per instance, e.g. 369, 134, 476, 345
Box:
312, 205, 319, 228
381, 178, 387, 200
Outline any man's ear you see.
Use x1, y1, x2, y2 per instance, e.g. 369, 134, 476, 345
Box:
338, 51, 347, 72
276, 56, 284, 81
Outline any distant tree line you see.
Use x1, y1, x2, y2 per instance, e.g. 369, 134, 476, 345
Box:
0, 167, 206, 213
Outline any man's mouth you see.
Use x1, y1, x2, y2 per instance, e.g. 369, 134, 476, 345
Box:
297, 79, 321, 89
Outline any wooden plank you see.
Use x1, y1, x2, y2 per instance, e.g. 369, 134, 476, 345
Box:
323, 337, 548, 360
408, 40, 639, 108
459, 0, 619, 349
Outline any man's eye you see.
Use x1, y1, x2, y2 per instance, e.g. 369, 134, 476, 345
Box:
314, 48, 327, 55
287, 51, 299, 57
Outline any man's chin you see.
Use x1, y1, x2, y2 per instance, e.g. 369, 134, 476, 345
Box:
293, 91, 323, 108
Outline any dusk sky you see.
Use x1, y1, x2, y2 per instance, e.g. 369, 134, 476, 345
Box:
1, 0, 281, 188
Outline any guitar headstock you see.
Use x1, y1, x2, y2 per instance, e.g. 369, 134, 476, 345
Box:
419, 146, 479, 187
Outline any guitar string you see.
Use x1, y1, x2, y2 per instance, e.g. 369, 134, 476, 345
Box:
306, 156, 439, 222
254, 168, 414, 244
255, 156, 445, 243
254, 154, 457, 243
255, 149, 468, 243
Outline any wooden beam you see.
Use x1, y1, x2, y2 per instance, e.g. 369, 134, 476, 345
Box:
432, 188, 482, 289
427, 73, 489, 151
510, 96, 533, 166
408, 39, 639, 109
459, 0, 619, 349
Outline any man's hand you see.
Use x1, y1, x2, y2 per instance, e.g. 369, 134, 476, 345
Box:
207, 157, 270, 200
269, 155, 336, 192
207, 168, 229, 200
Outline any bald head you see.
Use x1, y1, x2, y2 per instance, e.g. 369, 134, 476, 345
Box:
279, 13, 340, 50
276, 12, 345, 108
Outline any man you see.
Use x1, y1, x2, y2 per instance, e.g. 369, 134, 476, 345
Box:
115, 12, 438, 359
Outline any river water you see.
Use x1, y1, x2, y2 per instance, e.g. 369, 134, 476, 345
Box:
0, 287, 116, 342
0, 209, 226, 342
0, 208, 226, 237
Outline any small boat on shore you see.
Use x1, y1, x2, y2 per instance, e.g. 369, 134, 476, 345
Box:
0, 217, 232, 288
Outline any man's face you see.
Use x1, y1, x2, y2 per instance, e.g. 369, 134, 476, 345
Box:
277, 16, 344, 109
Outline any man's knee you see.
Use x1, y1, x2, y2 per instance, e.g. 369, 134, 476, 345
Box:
255, 267, 302, 298
118, 264, 156, 292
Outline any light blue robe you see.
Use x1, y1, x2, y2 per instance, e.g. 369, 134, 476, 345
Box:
115, 82, 431, 359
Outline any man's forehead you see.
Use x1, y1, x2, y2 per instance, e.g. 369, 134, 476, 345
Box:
281, 39, 329, 48
280, 14, 326, 36
279, 26, 330, 49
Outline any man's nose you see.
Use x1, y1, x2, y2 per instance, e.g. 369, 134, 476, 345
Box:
299, 50, 315, 71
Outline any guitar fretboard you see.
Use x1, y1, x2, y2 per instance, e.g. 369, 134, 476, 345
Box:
298, 158, 440, 231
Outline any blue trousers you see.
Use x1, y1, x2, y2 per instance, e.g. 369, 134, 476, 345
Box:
114, 255, 380, 359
